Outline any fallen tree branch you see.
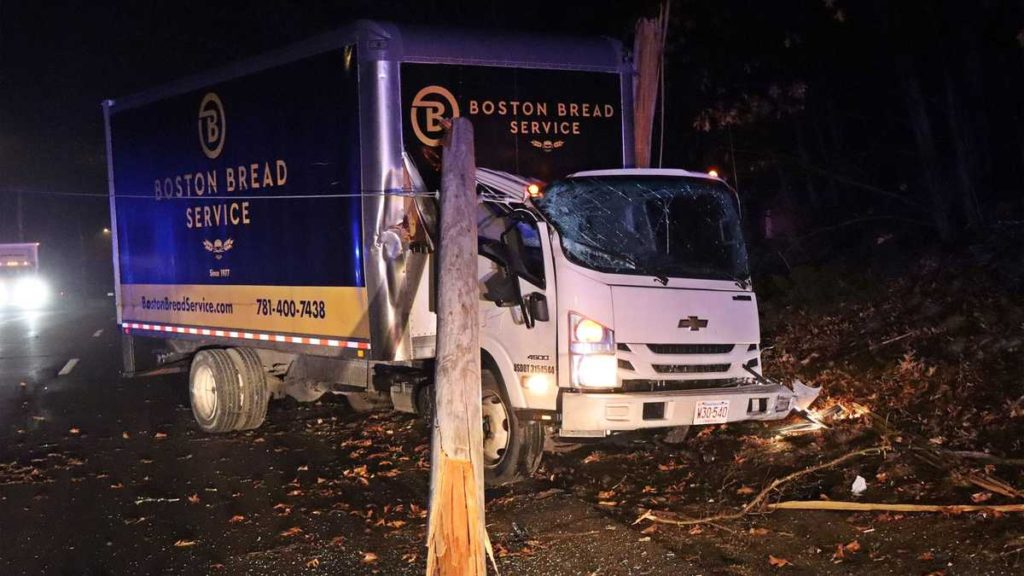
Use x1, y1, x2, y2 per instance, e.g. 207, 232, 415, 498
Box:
853, 403, 1024, 499
950, 451, 1024, 467
868, 330, 918, 351
768, 500, 1024, 514
634, 446, 883, 527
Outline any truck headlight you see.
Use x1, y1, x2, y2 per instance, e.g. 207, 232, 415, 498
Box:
14, 278, 49, 309
572, 354, 617, 388
569, 313, 617, 388
569, 313, 614, 355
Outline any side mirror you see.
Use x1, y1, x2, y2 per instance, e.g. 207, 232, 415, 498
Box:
524, 292, 549, 322
482, 267, 519, 307
479, 240, 510, 266
501, 221, 544, 288
500, 225, 528, 278
480, 240, 519, 307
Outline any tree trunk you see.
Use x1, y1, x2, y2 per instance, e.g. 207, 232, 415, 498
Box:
426, 117, 487, 576
942, 71, 980, 229
903, 70, 953, 240
796, 122, 820, 212
812, 117, 841, 208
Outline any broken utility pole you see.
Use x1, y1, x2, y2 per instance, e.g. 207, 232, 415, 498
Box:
426, 117, 487, 576
633, 1, 670, 168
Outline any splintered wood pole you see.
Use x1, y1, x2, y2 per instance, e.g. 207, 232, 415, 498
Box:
426, 117, 486, 576
633, 1, 669, 168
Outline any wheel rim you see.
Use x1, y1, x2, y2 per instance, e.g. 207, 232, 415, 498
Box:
481, 391, 510, 467
192, 364, 218, 421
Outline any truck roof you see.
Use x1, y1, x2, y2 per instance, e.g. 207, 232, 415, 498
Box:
567, 168, 719, 181
105, 20, 627, 113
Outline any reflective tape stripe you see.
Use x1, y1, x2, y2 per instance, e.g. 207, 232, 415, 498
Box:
120, 322, 369, 350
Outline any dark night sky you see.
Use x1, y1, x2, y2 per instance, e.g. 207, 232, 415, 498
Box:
1, 1, 1022, 288
0, 1, 646, 193
0, 1, 642, 289
0, 0, 650, 288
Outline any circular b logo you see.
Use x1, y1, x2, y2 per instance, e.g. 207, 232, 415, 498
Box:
197, 92, 226, 159
410, 86, 459, 147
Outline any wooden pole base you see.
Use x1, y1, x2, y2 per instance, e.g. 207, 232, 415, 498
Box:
426, 456, 487, 576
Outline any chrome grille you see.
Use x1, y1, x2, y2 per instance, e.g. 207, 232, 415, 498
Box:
647, 343, 735, 355
652, 363, 731, 374
621, 378, 743, 393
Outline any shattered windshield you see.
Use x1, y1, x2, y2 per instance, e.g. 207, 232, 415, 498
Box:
535, 175, 749, 282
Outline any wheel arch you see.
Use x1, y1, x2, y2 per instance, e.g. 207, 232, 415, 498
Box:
480, 340, 525, 409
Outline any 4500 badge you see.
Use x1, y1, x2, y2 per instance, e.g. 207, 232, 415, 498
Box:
255, 298, 327, 319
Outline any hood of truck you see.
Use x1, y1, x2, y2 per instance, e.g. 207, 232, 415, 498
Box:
610, 284, 759, 344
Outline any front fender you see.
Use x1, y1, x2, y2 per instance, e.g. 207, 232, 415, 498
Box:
480, 336, 527, 409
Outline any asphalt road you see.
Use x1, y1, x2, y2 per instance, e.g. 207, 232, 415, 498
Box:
0, 303, 682, 575
3, 303, 1020, 575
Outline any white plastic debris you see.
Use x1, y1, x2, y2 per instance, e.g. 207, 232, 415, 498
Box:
851, 475, 867, 496
791, 379, 822, 411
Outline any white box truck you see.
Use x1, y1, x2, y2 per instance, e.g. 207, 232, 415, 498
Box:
0, 243, 50, 309
105, 21, 811, 483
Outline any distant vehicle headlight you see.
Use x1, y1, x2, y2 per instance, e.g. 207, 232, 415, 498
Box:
13, 277, 49, 309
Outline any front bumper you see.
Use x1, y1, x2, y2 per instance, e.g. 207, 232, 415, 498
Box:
559, 383, 804, 438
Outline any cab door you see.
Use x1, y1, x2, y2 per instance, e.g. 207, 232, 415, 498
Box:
478, 213, 558, 411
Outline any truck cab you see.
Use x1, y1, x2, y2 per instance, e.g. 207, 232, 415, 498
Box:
470, 168, 803, 481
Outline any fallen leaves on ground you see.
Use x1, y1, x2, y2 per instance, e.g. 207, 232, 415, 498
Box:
833, 540, 861, 561
280, 526, 303, 538
768, 555, 793, 568
173, 539, 197, 548
970, 491, 993, 503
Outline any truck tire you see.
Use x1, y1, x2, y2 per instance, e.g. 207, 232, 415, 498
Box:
482, 369, 544, 485
189, 349, 244, 433
225, 347, 270, 431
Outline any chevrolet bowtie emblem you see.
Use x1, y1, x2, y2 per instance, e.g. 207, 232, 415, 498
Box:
678, 316, 709, 331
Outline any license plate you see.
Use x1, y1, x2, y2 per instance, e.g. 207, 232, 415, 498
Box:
693, 400, 730, 425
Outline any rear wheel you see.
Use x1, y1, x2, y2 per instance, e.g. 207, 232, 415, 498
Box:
225, 348, 270, 431
189, 349, 242, 433
482, 369, 544, 485
188, 348, 269, 433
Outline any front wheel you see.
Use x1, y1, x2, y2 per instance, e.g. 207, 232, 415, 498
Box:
481, 369, 544, 485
